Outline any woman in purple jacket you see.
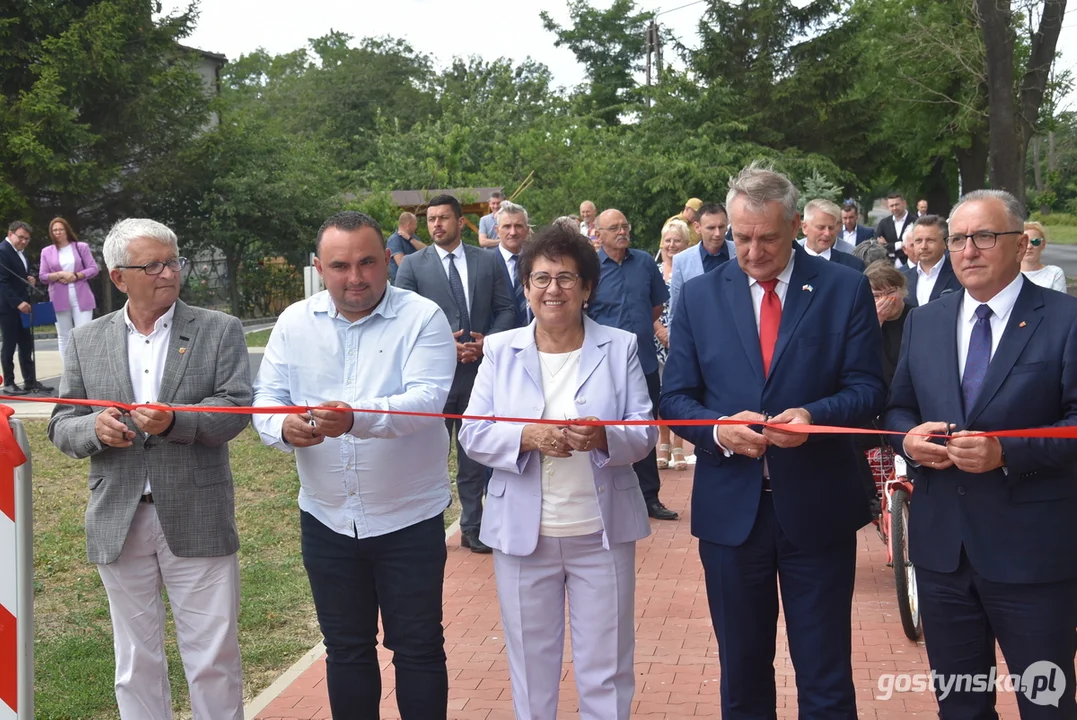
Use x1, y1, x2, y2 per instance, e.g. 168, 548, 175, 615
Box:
39, 217, 99, 359
459, 224, 656, 720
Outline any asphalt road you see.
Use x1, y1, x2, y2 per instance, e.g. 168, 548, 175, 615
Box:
1042, 244, 1077, 282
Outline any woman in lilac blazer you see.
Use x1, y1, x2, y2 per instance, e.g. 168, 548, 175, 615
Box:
459, 224, 656, 720
39, 217, 99, 359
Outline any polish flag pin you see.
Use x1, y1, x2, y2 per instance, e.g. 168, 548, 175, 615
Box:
1018, 322, 1027, 328
179, 347, 187, 354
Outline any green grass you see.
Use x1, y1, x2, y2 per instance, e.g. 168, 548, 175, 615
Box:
28, 420, 460, 719
1046, 225, 1077, 244
245, 328, 272, 347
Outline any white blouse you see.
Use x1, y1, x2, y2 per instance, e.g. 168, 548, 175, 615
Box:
1023, 265, 1067, 294
57, 244, 80, 309
537, 349, 603, 537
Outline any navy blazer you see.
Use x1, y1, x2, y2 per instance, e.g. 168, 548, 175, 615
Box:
0, 241, 31, 313
884, 279, 1077, 584
903, 256, 962, 307
830, 248, 865, 273
659, 245, 886, 552
849, 224, 875, 245
486, 246, 528, 328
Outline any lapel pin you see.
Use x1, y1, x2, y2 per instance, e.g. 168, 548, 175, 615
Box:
178, 347, 187, 354
802, 284, 814, 293
1019, 321, 1027, 328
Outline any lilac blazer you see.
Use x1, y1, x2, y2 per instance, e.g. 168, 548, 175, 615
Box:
39, 242, 99, 312
459, 316, 656, 556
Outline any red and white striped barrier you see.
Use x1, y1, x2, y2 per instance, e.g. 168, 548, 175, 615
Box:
0, 414, 31, 720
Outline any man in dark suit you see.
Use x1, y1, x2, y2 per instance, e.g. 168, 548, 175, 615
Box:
659, 164, 886, 718
874, 193, 918, 265
884, 189, 1077, 717
396, 194, 516, 553
1, 221, 51, 394
840, 202, 875, 246
797, 198, 865, 272
486, 200, 531, 328
903, 214, 962, 308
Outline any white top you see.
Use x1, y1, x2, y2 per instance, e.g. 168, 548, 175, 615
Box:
1023, 265, 1067, 294
915, 259, 945, 307
537, 349, 603, 537
497, 243, 519, 290
957, 273, 1024, 381
433, 243, 471, 310
58, 244, 80, 310
802, 244, 832, 260
252, 285, 458, 539
124, 302, 177, 493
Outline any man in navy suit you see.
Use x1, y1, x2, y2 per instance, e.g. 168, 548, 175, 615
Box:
874, 193, 918, 265
487, 200, 531, 328
797, 198, 865, 272
0, 221, 50, 395
840, 202, 875, 246
660, 164, 886, 718
902, 214, 962, 307
884, 189, 1077, 718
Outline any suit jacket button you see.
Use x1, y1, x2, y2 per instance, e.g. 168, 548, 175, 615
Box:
957, 486, 967, 496
576, 396, 585, 404
598, 485, 605, 493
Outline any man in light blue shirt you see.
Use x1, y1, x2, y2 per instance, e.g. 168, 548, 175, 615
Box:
252, 210, 457, 720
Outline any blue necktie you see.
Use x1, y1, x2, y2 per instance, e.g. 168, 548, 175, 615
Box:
961, 304, 993, 413
509, 254, 527, 324
447, 253, 472, 342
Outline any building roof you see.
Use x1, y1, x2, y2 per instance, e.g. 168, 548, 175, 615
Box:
391, 187, 504, 208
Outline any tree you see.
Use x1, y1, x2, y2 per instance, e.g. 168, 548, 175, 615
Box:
540, 0, 652, 125
975, 0, 1067, 205
0, 0, 212, 230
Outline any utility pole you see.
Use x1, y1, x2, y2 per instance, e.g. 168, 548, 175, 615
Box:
645, 18, 662, 106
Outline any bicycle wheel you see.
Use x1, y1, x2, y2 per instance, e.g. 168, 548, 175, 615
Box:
890, 487, 922, 641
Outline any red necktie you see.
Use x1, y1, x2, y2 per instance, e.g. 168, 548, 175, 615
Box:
759, 279, 781, 376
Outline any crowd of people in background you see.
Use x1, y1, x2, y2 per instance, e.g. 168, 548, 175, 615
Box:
14, 161, 1077, 720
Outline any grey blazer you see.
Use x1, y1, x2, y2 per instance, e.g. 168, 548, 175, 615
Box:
395, 243, 516, 343
668, 239, 737, 333
48, 300, 253, 565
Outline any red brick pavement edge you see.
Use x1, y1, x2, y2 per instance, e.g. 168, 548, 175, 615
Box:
253, 467, 1026, 719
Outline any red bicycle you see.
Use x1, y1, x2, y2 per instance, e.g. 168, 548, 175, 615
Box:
866, 445, 922, 641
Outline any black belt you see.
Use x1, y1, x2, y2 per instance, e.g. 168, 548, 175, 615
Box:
139, 493, 154, 504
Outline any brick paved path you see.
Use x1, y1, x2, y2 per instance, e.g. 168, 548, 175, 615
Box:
254, 467, 1025, 719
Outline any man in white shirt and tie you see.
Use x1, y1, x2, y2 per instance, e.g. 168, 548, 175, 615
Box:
903, 215, 962, 308
490, 200, 531, 327
1, 221, 51, 394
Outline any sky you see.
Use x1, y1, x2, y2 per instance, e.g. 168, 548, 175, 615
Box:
160, 0, 1077, 111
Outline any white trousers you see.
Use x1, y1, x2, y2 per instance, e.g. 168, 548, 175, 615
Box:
96, 503, 244, 720
493, 533, 636, 720
55, 305, 93, 361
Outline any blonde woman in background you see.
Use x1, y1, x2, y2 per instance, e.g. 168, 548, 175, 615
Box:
1021, 221, 1067, 293
654, 218, 690, 470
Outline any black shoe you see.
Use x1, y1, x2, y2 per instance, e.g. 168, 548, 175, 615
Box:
2, 384, 26, 396
460, 529, 492, 554
647, 500, 679, 521
23, 382, 53, 393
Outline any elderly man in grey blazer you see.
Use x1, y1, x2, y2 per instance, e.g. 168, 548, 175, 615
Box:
48, 218, 252, 720
396, 193, 516, 554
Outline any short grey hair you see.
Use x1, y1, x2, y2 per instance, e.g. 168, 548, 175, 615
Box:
103, 218, 180, 270
803, 198, 842, 226
726, 161, 799, 222
948, 189, 1026, 230
496, 200, 529, 226
852, 240, 889, 267
661, 217, 690, 243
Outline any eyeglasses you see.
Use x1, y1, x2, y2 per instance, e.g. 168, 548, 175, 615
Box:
115, 257, 188, 275
945, 231, 1023, 252
12, 233, 29, 243
1029, 237, 1043, 247
598, 223, 631, 233
529, 272, 582, 289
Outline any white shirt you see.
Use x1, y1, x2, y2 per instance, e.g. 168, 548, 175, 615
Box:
957, 273, 1024, 381
713, 252, 796, 456
915, 259, 945, 307
252, 285, 458, 539
5, 238, 27, 272
434, 243, 471, 310
802, 243, 832, 261
841, 228, 858, 246
58, 244, 80, 308
1023, 265, 1067, 294
124, 302, 176, 493
537, 349, 603, 537
497, 243, 519, 289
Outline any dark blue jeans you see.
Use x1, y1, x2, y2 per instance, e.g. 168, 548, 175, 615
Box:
300, 511, 448, 719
